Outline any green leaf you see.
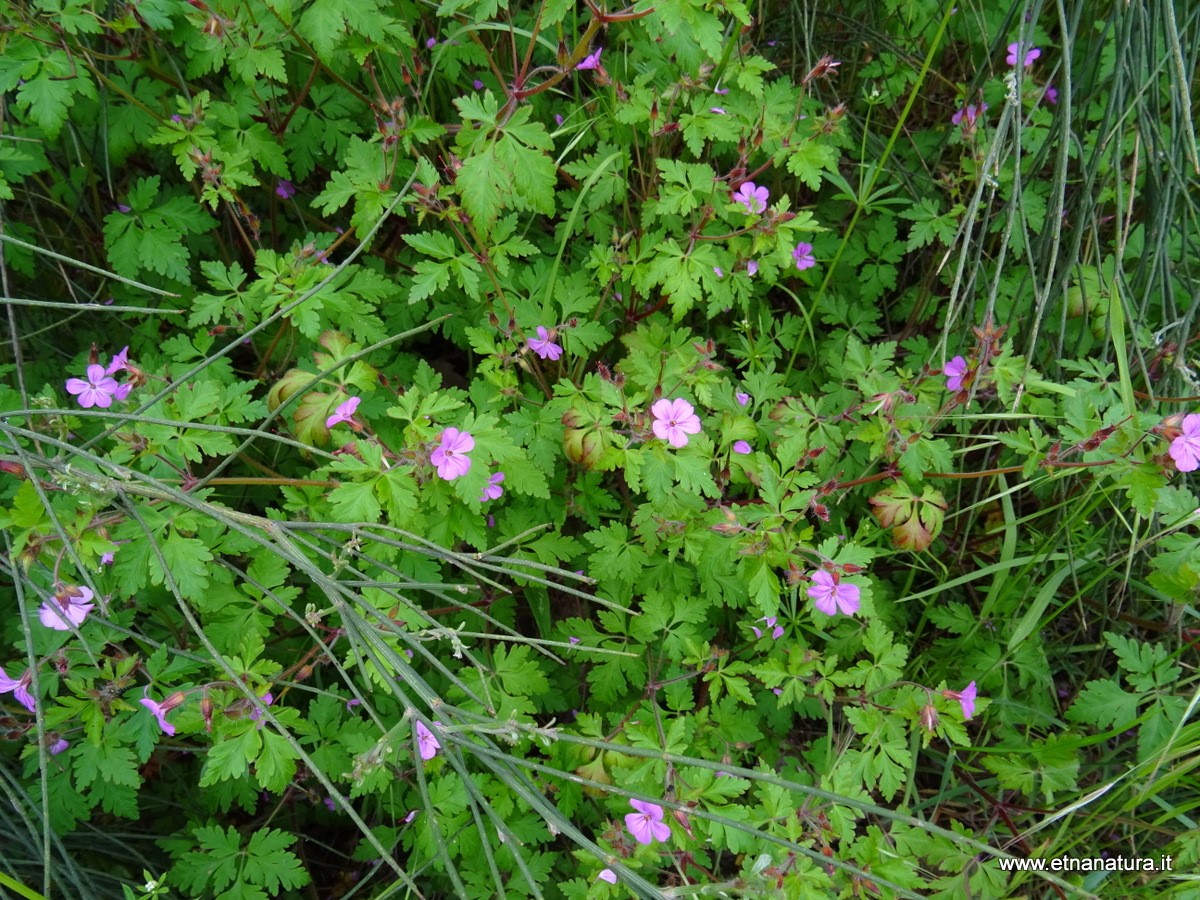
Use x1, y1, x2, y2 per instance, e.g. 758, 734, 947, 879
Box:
201, 728, 261, 786
155, 529, 214, 599
255, 730, 300, 792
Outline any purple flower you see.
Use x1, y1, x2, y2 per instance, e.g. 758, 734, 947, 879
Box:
746, 260, 759, 277
425, 37, 437, 49
554, 113, 564, 126
651, 398, 702, 449
431, 427, 474, 480
597, 869, 617, 884
945, 681, 978, 719
416, 720, 441, 760
480, 471, 505, 502
403, 810, 418, 824
65, 364, 121, 409
735, 391, 750, 406
625, 799, 671, 845
1006, 43, 1041, 67
576, 47, 603, 70
105, 346, 129, 376
713, 86, 729, 95
733, 440, 752, 455
807, 570, 861, 617
713, 266, 724, 279
275, 180, 296, 199
1044, 85, 1058, 104
473, 79, 484, 90
710, 107, 726, 114
733, 181, 769, 214
140, 691, 183, 736
1169, 414, 1200, 472
0, 667, 35, 713
751, 616, 784, 639
792, 242, 816, 270
116, 203, 132, 213
48, 737, 69, 755
528, 325, 562, 361
944, 355, 969, 391
324, 797, 337, 811
325, 396, 361, 429
951, 103, 987, 129
100, 551, 116, 565
39, 586, 95, 631
568, 636, 581, 645
250, 691, 273, 723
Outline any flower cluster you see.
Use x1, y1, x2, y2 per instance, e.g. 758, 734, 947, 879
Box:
64, 346, 134, 409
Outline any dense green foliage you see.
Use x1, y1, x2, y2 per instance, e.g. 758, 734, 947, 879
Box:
0, 0, 1198, 898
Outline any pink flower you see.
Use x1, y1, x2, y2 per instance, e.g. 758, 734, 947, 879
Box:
751, 616, 784, 639
713, 266, 724, 278
0, 666, 35, 713
733, 440, 752, 455
944, 681, 978, 719
105, 346, 129, 376
807, 570, 861, 616
416, 720, 441, 760
480, 471, 505, 502
944, 355, 969, 391
325, 396, 361, 429
65, 364, 121, 409
1044, 85, 1058, 104
528, 326, 562, 361
733, 181, 769, 214
39, 586, 95, 631
577, 47, 603, 70
249, 691, 273, 723
48, 737, 69, 755
1169, 414, 1200, 472
403, 810, 418, 823
710, 107, 726, 114
275, 180, 296, 199
597, 869, 617, 884
1006, 43, 1041, 66
651, 398, 702, 448
625, 799, 671, 845
951, 102, 988, 129
746, 260, 759, 277
735, 391, 750, 406
140, 690, 184, 736
425, 37, 437, 49
431, 427, 474, 480
789, 242, 814, 270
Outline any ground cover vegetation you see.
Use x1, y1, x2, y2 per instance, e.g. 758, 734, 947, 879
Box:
0, 0, 1198, 897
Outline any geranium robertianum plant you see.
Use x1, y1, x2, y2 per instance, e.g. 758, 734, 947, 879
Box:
0, 0, 1198, 898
